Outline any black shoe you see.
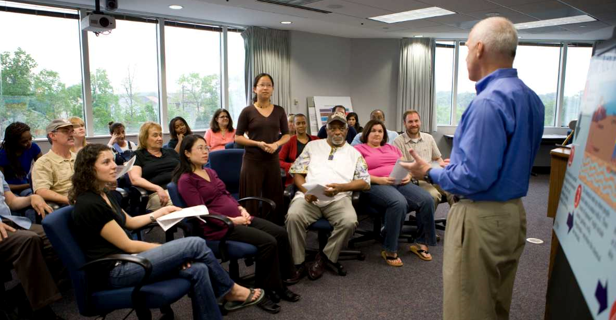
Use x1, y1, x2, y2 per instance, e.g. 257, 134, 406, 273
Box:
284, 263, 306, 286
31, 306, 64, 320
257, 297, 281, 314
279, 287, 301, 303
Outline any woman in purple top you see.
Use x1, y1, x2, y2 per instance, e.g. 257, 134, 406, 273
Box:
173, 135, 300, 314
354, 120, 436, 267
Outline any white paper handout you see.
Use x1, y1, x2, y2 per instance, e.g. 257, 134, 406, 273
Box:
302, 183, 334, 201
389, 160, 409, 184
116, 155, 136, 178
156, 205, 209, 231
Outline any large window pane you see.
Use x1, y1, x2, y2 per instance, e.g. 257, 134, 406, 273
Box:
88, 19, 159, 135
166, 25, 221, 130
228, 31, 246, 125
514, 44, 561, 127
0, 6, 83, 140
456, 44, 476, 123
435, 41, 454, 125
561, 45, 592, 127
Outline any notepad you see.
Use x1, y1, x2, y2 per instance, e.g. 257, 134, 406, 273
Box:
302, 183, 334, 201
156, 205, 209, 231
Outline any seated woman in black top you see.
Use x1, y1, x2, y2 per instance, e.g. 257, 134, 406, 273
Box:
70, 144, 264, 319
167, 116, 193, 153
129, 122, 180, 211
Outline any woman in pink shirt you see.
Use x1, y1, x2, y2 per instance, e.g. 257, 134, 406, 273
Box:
354, 120, 436, 267
205, 109, 235, 151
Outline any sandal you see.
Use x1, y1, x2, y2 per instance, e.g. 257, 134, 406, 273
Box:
381, 251, 403, 267
409, 244, 432, 261
224, 288, 265, 311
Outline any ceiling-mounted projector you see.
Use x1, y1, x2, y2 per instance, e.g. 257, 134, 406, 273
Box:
81, 13, 116, 33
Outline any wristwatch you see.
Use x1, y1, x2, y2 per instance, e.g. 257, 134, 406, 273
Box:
424, 168, 433, 184
149, 214, 156, 223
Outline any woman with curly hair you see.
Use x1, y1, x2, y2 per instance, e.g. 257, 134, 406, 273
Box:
0, 122, 43, 196
70, 144, 264, 319
205, 109, 236, 151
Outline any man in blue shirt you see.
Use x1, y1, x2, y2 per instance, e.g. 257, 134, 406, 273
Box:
403, 17, 544, 320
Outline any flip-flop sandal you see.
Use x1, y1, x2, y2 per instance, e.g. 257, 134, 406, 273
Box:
381, 251, 403, 267
224, 288, 265, 311
409, 244, 432, 261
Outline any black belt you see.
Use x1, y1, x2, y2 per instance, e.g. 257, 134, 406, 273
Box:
452, 195, 465, 203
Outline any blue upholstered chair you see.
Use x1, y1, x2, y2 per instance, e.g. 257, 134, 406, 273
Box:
167, 182, 265, 281
208, 149, 244, 200
42, 206, 191, 319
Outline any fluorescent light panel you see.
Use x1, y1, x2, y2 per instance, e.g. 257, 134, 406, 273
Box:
369, 7, 455, 24
514, 15, 595, 30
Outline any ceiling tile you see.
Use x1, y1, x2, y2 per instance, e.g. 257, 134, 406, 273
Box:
306, 0, 394, 17
340, 0, 428, 12
414, 0, 501, 14
367, 19, 443, 31
517, 25, 570, 34
466, 7, 534, 23
561, 21, 611, 33
488, 0, 548, 6
511, 1, 585, 20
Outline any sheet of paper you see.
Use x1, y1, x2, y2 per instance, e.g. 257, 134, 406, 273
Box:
116, 155, 136, 178
389, 160, 409, 184
156, 205, 209, 231
302, 183, 334, 201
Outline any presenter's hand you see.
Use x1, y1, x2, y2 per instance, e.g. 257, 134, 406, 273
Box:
304, 194, 318, 204
400, 148, 431, 180
440, 159, 450, 167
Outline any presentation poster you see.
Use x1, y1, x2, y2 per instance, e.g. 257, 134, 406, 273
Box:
313, 96, 353, 128
553, 47, 616, 319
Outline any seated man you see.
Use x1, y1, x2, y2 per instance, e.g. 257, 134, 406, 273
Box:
351, 109, 399, 146
0, 171, 62, 319
286, 112, 370, 281
393, 110, 454, 207
32, 119, 76, 207
317, 105, 357, 144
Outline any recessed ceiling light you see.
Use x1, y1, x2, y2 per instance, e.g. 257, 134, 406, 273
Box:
280, 21, 292, 25
485, 12, 500, 17
369, 7, 455, 24
414, 35, 424, 38
169, 4, 183, 10
514, 15, 595, 30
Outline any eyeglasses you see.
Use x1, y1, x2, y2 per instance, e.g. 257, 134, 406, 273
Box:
257, 83, 273, 88
193, 146, 210, 152
218, 116, 229, 119
53, 128, 74, 135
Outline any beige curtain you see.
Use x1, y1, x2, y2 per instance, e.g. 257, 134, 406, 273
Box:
396, 38, 436, 132
241, 27, 291, 110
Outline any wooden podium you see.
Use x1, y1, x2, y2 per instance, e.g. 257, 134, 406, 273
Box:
546, 147, 570, 278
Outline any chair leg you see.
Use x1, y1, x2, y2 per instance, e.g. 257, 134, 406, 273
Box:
135, 308, 152, 320
160, 305, 174, 320
229, 259, 240, 281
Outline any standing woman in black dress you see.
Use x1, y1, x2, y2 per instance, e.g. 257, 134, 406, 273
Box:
235, 73, 290, 225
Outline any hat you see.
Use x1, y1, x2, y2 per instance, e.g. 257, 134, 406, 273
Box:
327, 112, 347, 126
46, 119, 73, 134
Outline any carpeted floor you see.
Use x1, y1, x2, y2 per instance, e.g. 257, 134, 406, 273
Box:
22, 174, 554, 319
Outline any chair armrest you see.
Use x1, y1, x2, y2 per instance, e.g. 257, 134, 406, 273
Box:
351, 191, 360, 205
115, 187, 128, 198
132, 186, 151, 198
284, 184, 297, 200
411, 178, 419, 186
238, 197, 276, 213
47, 202, 61, 211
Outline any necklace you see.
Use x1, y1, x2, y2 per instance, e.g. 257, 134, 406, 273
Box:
255, 102, 270, 109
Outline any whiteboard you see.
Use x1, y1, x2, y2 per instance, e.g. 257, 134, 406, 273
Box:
313, 96, 353, 129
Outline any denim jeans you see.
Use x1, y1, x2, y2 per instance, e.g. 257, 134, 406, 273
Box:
108, 237, 233, 320
365, 183, 436, 252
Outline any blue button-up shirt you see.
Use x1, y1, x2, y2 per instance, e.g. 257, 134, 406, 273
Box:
430, 68, 545, 201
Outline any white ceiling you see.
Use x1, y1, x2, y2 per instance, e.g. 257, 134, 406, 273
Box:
27, 0, 616, 40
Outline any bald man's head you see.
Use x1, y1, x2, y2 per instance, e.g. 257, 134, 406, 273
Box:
465, 17, 518, 81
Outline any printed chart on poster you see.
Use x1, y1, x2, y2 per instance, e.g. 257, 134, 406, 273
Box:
313, 96, 353, 128
553, 46, 616, 320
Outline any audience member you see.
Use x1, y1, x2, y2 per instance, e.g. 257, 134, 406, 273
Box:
279, 114, 318, 187
167, 116, 192, 153
235, 73, 290, 225
0, 122, 42, 196
174, 135, 300, 314
129, 122, 179, 211
351, 110, 398, 146
32, 119, 76, 206
107, 122, 137, 165
205, 109, 236, 151
70, 144, 264, 320
0, 171, 62, 319
317, 105, 357, 143
346, 112, 363, 133
401, 17, 544, 320
68, 117, 87, 154
355, 120, 436, 265
287, 114, 296, 136
393, 110, 454, 208
286, 112, 369, 280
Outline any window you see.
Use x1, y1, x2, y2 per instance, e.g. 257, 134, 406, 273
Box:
88, 18, 159, 135
456, 44, 476, 123
435, 41, 454, 125
514, 44, 561, 127
165, 23, 221, 130
561, 45, 592, 127
228, 31, 246, 126
0, 4, 83, 140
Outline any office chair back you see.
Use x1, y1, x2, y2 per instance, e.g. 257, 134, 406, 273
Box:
209, 149, 244, 199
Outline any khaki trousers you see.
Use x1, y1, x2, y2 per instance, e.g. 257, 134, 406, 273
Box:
443, 198, 526, 320
286, 196, 358, 264
418, 181, 455, 209
146, 190, 174, 211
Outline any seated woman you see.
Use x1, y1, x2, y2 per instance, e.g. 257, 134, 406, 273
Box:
107, 122, 138, 165
354, 120, 436, 266
167, 116, 193, 153
205, 109, 236, 151
346, 112, 363, 133
0, 122, 42, 196
279, 113, 318, 186
69, 116, 87, 154
70, 144, 264, 319
129, 122, 179, 211
175, 135, 300, 314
